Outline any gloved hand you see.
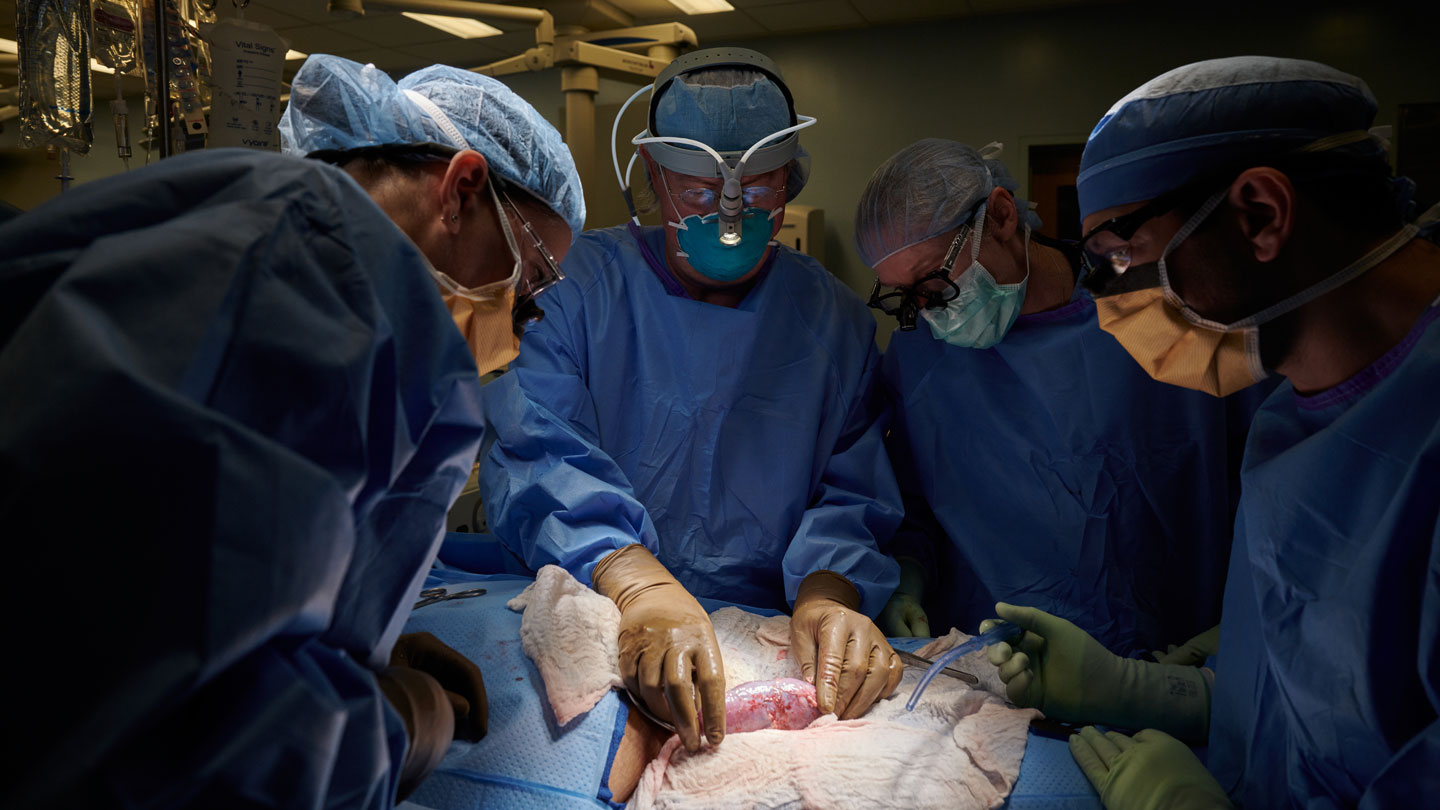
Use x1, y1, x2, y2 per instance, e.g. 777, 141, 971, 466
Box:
879, 556, 930, 638
391, 631, 488, 742
379, 632, 488, 800
1151, 625, 1220, 667
376, 665, 453, 801
1070, 726, 1233, 810
791, 569, 903, 720
982, 603, 1211, 743
593, 543, 726, 752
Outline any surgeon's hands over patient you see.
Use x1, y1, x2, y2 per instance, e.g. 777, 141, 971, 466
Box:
1070, 726, 1233, 810
593, 543, 727, 752
378, 631, 489, 799
982, 603, 1211, 743
791, 569, 904, 719
879, 556, 931, 637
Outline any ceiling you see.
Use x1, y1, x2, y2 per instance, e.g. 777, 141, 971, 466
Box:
0, 0, 1110, 80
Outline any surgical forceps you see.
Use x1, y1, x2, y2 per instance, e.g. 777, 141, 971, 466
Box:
414, 586, 487, 610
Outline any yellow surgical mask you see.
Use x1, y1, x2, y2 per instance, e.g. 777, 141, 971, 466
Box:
1092, 190, 1427, 397
430, 178, 526, 375
442, 285, 520, 375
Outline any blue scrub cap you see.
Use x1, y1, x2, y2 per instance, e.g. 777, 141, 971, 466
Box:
854, 138, 1042, 268
1078, 55, 1378, 219
651, 65, 809, 198
280, 55, 585, 239
654, 68, 792, 152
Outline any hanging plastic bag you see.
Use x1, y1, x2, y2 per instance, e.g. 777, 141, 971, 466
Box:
17, 0, 94, 153
203, 15, 287, 150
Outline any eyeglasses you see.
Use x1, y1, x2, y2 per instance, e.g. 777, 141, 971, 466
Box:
866, 226, 970, 331
670, 184, 784, 214
1078, 171, 1235, 282
500, 190, 565, 299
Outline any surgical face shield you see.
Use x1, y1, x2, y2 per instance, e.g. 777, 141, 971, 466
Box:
610, 50, 815, 250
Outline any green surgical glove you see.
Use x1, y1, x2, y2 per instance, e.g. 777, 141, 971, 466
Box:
879, 557, 930, 637
1070, 726, 1232, 810
1151, 625, 1220, 667
981, 603, 1211, 743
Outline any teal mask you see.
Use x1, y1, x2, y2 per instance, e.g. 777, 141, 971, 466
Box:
673, 207, 778, 282
921, 221, 1031, 349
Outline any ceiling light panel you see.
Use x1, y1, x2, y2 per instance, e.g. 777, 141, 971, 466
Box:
401, 12, 503, 38
667, 0, 735, 14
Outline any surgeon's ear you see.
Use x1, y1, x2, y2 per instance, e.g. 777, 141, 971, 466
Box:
440, 150, 490, 233
986, 186, 1019, 242
1226, 168, 1295, 264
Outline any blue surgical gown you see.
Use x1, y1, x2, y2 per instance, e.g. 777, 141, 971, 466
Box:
478, 225, 902, 615
883, 280, 1271, 656
1208, 297, 1440, 808
0, 150, 486, 809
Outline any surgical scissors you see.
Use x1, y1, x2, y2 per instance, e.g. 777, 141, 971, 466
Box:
413, 586, 487, 610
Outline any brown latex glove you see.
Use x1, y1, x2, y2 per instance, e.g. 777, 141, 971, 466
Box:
791, 570, 903, 720
390, 631, 488, 742
376, 665, 453, 801
593, 544, 726, 752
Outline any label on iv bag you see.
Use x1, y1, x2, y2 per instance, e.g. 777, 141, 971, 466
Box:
202, 18, 286, 151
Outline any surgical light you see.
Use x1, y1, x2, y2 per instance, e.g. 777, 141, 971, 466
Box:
402, 12, 503, 38
666, 0, 735, 13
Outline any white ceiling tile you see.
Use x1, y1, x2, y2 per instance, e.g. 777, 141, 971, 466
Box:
281, 24, 374, 54
395, 38, 513, 67
745, 0, 865, 32
226, 3, 313, 30
246, 0, 338, 25
660, 11, 768, 41
329, 46, 421, 69
324, 14, 472, 47
848, 0, 972, 24
967, 0, 1088, 13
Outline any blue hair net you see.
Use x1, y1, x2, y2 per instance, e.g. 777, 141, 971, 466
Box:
1078, 56, 1378, 219
280, 55, 585, 239
854, 138, 1041, 268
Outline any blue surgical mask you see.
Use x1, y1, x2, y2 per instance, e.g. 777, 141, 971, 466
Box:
672, 207, 779, 282
921, 215, 1030, 349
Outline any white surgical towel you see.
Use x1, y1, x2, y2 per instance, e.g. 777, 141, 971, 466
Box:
509, 567, 1039, 809
506, 565, 623, 725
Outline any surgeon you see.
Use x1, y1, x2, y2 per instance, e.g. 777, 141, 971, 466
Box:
856, 140, 1269, 661
1, 56, 581, 809
478, 47, 904, 752
989, 57, 1440, 808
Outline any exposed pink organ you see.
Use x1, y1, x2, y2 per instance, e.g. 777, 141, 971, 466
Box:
723, 677, 821, 733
